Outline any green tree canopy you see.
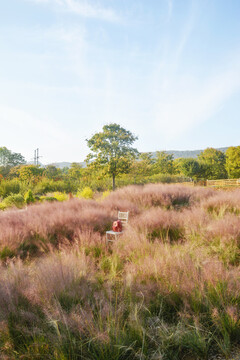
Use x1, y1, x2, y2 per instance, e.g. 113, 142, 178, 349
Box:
68, 162, 82, 181
176, 158, 203, 180
130, 152, 154, 178
0, 147, 26, 167
86, 123, 138, 190
226, 146, 240, 178
198, 147, 227, 179
44, 165, 62, 180
18, 165, 44, 183
153, 151, 174, 174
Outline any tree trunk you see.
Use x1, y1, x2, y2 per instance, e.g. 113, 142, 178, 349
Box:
112, 173, 116, 191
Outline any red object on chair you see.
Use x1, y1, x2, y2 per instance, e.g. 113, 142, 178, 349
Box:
112, 220, 122, 232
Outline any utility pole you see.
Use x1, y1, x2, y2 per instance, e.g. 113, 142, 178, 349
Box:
36, 148, 39, 166
34, 148, 41, 165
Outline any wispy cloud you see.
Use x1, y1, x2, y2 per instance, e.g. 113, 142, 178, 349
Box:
153, 54, 240, 139
27, 0, 120, 22
166, 0, 173, 21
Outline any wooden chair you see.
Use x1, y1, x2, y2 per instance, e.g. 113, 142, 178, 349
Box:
106, 211, 129, 243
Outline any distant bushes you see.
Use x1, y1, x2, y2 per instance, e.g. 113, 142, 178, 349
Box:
33, 179, 77, 195
0, 193, 25, 209
78, 186, 93, 199
0, 179, 21, 198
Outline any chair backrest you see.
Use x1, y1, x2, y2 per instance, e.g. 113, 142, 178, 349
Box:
118, 211, 129, 226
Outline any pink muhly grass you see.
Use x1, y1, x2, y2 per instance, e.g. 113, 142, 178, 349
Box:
29, 250, 92, 303
201, 189, 240, 215
0, 199, 114, 251
124, 245, 232, 302
0, 250, 92, 317
206, 214, 240, 244
105, 183, 215, 209
131, 207, 185, 242
101, 197, 140, 216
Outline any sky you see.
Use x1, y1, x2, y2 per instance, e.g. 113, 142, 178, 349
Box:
1, 0, 240, 164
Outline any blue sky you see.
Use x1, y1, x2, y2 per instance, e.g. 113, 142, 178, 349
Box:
1, 0, 240, 164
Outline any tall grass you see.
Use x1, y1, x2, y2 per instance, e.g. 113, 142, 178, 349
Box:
0, 184, 240, 359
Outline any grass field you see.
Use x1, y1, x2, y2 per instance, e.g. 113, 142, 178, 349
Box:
0, 184, 240, 359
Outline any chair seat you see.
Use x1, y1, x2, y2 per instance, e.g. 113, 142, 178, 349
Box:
106, 230, 123, 235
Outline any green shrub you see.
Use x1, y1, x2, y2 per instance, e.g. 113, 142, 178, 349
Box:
78, 187, 93, 199
2, 194, 25, 208
0, 246, 15, 260
101, 190, 111, 199
0, 202, 7, 210
44, 196, 57, 202
53, 192, 68, 202
34, 178, 78, 195
24, 190, 35, 204
0, 179, 21, 198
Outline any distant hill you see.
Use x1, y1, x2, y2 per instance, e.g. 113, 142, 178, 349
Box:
45, 147, 231, 167
48, 162, 86, 169
152, 147, 229, 159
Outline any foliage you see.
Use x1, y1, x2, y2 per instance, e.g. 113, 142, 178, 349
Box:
78, 186, 93, 199
198, 147, 227, 179
153, 151, 174, 174
1, 193, 25, 208
130, 152, 155, 177
0, 179, 21, 198
34, 178, 78, 195
175, 158, 203, 179
24, 189, 35, 204
18, 165, 44, 183
226, 146, 240, 178
101, 190, 111, 199
0, 146, 26, 167
43, 165, 62, 180
53, 192, 68, 202
86, 123, 138, 190
68, 162, 82, 180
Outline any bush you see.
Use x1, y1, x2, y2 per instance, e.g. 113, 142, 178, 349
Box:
0, 202, 7, 210
24, 190, 35, 204
53, 192, 68, 202
34, 178, 79, 195
101, 190, 110, 199
78, 187, 93, 199
1, 193, 25, 208
43, 196, 57, 202
0, 179, 21, 198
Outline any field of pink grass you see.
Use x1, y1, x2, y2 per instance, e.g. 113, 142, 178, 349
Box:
0, 184, 240, 359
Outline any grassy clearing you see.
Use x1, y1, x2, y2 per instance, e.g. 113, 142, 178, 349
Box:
0, 184, 240, 359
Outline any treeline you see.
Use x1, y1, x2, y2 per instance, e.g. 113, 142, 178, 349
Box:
0, 146, 239, 200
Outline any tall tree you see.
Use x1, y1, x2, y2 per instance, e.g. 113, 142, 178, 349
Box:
0, 147, 25, 167
44, 165, 62, 180
226, 146, 240, 178
18, 165, 43, 183
86, 123, 138, 190
130, 152, 154, 177
68, 162, 82, 180
176, 158, 203, 179
198, 147, 227, 179
153, 151, 174, 174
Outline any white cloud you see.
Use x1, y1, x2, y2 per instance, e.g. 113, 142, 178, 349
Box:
26, 0, 120, 22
